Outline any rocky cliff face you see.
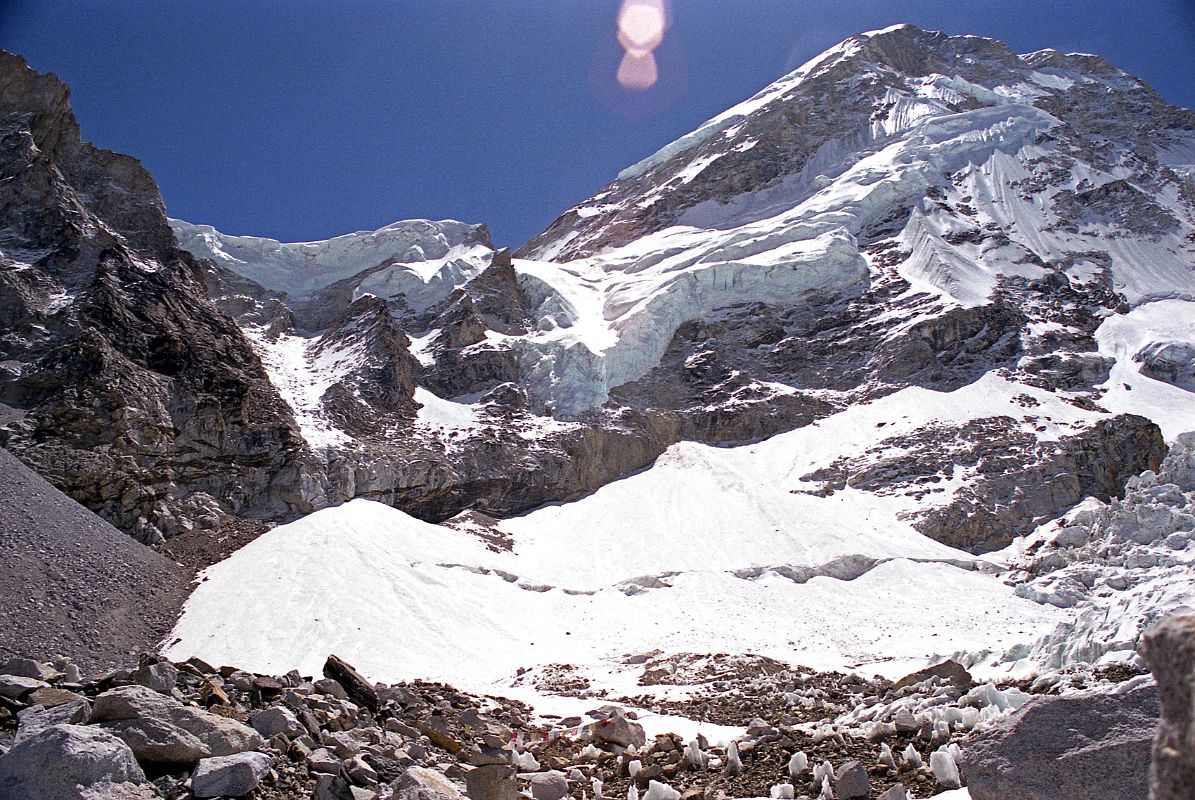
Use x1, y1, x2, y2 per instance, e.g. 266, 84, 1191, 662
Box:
0, 51, 323, 544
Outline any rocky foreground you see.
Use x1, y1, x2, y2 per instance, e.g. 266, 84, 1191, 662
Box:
1, 616, 1193, 800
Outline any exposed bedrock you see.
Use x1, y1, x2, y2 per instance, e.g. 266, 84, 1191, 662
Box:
0, 51, 322, 543
1140, 615, 1195, 800
803, 413, 1166, 553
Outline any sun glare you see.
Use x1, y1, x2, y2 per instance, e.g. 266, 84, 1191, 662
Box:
616, 0, 668, 90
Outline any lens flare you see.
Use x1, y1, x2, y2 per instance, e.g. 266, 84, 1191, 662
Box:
616, 0, 668, 90
616, 50, 659, 92
618, 1, 665, 52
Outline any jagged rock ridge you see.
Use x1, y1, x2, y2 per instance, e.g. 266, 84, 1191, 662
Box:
0, 51, 325, 543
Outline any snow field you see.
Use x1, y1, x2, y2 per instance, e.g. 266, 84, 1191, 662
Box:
166, 373, 1095, 702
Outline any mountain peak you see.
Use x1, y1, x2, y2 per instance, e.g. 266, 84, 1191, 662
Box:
518, 25, 1190, 263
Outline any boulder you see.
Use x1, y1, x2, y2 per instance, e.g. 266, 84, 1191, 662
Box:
250, 705, 305, 739
191, 752, 274, 798
528, 770, 569, 800
28, 686, 85, 708
306, 747, 341, 774
315, 678, 350, 700
90, 685, 263, 765
0, 674, 49, 699
593, 711, 647, 748
315, 774, 361, 800
1140, 615, 1195, 800
833, 760, 869, 799
15, 696, 91, 742
0, 724, 145, 800
961, 683, 1157, 799
464, 764, 518, 800
130, 662, 178, 694
892, 660, 973, 691
78, 782, 161, 800
876, 787, 907, 800
2, 658, 62, 682
346, 755, 378, 786
324, 655, 379, 712
392, 766, 464, 800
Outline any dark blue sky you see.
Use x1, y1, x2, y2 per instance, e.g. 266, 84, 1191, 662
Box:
3, 1, 1194, 248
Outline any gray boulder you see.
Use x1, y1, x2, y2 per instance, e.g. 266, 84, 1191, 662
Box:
593, 711, 647, 748
250, 705, 305, 739
15, 696, 91, 742
191, 752, 274, 798
833, 760, 869, 799
314, 774, 359, 800
464, 764, 518, 800
961, 683, 1158, 799
0, 674, 48, 699
315, 678, 349, 700
90, 685, 263, 765
528, 770, 569, 800
130, 662, 178, 694
0, 723, 145, 800
2, 658, 61, 681
1140, 614, 1195, 800
78, 782, 161, 799
306, 747, 341, 774
392, 766, 464, 800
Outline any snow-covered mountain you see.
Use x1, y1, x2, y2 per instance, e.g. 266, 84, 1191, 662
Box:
3, 22, 1195, 800
162, 24, 1195, 543
158, 25, 1195, 715
170, 217, 494, 310
2, 21, 1194, 736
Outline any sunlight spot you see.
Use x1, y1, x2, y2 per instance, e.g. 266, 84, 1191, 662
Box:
618, 1, 665, 53
617, 50, 659, 92
616, 0, 669, 90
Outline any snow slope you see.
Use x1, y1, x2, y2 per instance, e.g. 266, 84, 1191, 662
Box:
240, 326, 357, 449
166, 372, 1101, 697
1094, 299, 1195, 439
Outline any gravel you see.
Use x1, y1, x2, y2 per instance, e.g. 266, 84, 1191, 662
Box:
0, 447, 190, 673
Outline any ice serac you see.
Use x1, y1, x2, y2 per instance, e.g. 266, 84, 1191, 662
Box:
170, 217, 494, 305
0, 51, 323, 543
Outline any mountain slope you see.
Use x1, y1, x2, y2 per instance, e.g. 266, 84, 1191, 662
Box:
164, 26, 1195, 716
168, 24, 1193, 548
0, 447, 189, 671
0, 51, 326, 543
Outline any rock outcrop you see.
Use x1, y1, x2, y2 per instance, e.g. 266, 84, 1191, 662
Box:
0, 50, 324, 543
960, 684, 1158, 800
1140, 615, 1195, 800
